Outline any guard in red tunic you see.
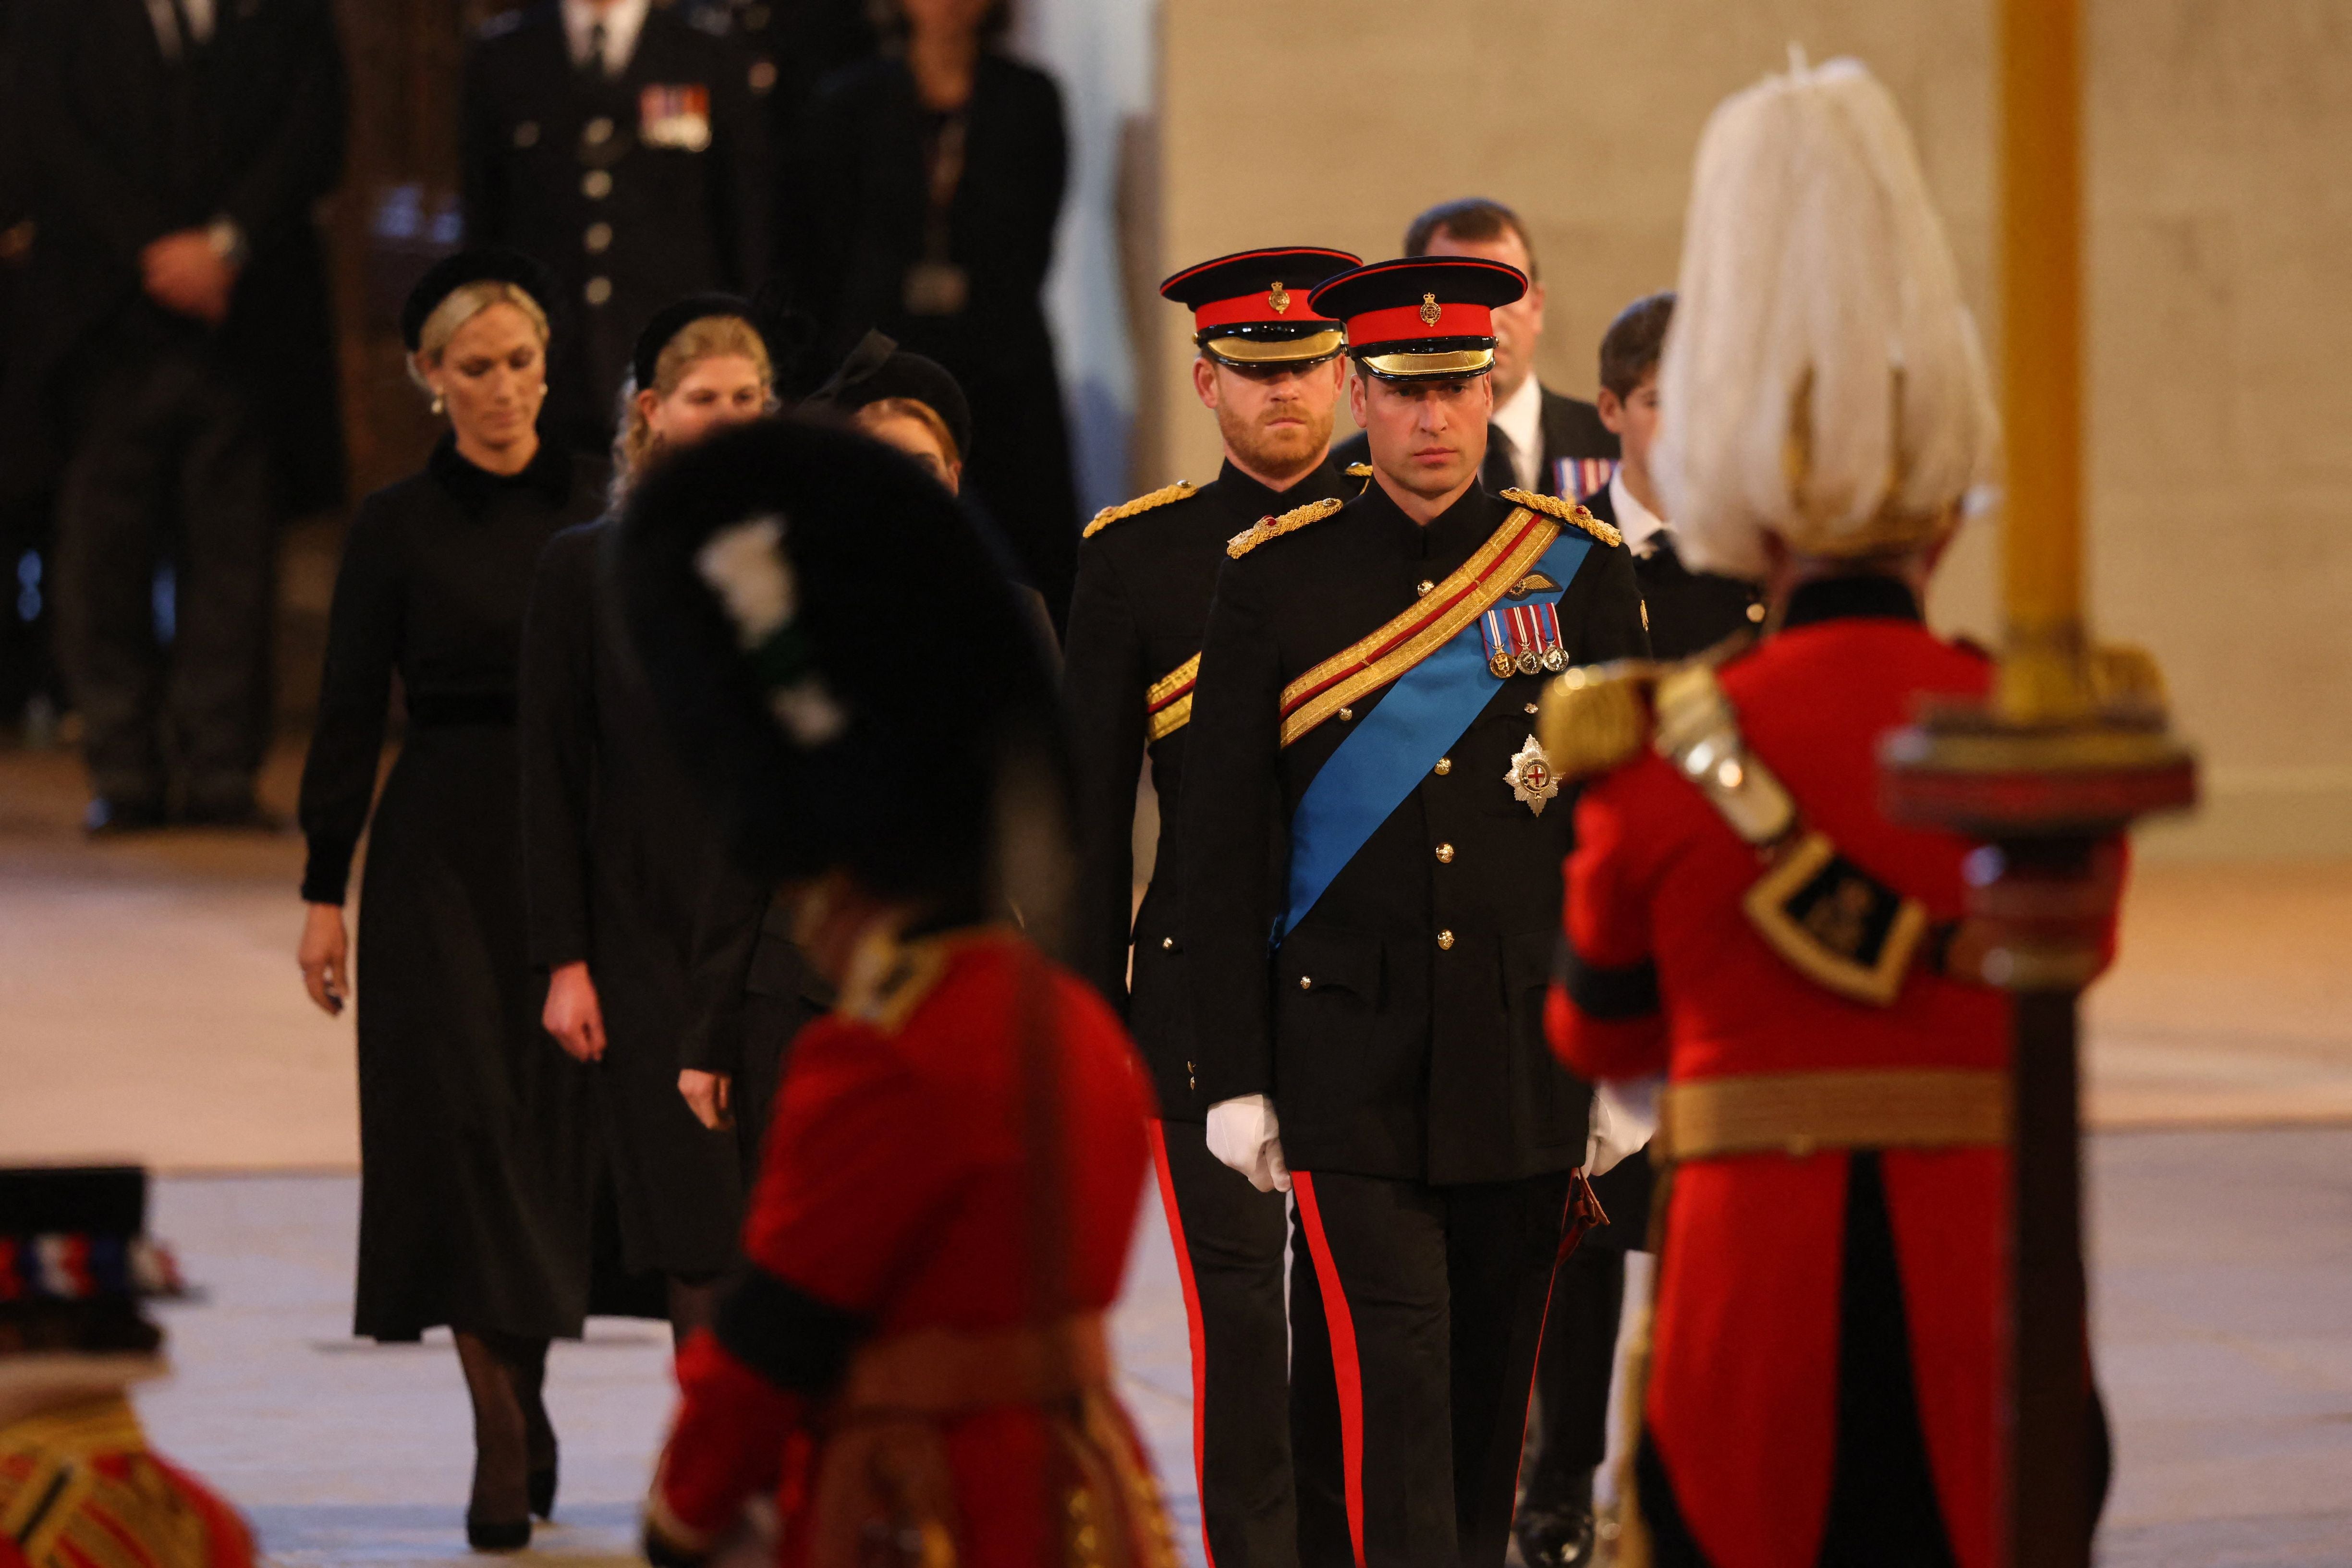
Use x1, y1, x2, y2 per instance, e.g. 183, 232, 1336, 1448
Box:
614, 418, 1175, 1568
0, 1167, 253, 1568
1539, 60, 2111, 1568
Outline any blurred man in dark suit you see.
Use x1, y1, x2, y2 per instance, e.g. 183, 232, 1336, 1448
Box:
7, 0, 347, 830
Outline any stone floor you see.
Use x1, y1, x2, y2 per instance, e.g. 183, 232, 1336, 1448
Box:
5, 744, 2352, 1565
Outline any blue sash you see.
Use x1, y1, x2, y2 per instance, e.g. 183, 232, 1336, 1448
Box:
1277, 529, 1594, 943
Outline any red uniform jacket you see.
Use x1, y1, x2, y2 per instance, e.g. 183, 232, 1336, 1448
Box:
1547, 588, 2012, 1568
654, 928, 1157, 1568
0, 1396, 253, 1568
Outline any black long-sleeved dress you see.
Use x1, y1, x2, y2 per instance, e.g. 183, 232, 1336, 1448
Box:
298, 437, 607, 1341
792, 53, 1077, 619
516, 517, 744, 1278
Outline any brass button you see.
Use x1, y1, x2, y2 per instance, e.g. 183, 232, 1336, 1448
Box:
1338, 706, 1354, 722
1435, 757, 1452, 776
512, 121, 541, 149
1524, 702, 1539, 715
1298, 975, 1313, 990
585, 221, 613, 254
582, 169, 612, 200
1437, 930, 1456, 950
584, 116, 615, 146
584, 276, 613, 306
1160, 936, 1175, 950
1435, 843, 1455, 863
1747, 601, 1767, 623
1416, 579, 1435, 597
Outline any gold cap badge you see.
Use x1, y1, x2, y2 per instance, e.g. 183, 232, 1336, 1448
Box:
1420, 292, 1442, 327
1268, 281, 1291, 315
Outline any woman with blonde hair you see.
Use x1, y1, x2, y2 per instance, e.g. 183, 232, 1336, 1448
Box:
294, 250, 607, 1551
518, 297, 780, 1362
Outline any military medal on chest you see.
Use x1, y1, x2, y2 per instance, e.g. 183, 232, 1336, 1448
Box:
1479, 600, 1568, 679
1505, 734, 1560, 816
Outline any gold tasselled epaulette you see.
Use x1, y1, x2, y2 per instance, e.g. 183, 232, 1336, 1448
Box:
1501, 486, 1623, 549
1343, 462, 1373, 477
1226, 495, 1344, 559
1083, 481, 1196, 538
1536, 659, 1660, 782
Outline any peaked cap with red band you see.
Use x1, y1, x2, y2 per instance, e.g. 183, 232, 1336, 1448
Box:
1159, 246, 1360, 367
1306, 255, 1528, 380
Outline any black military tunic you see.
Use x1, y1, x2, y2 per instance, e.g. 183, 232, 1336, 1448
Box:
1063, 456, 1353, 1119
1183, 480, 1647, 1185
461, 3, 771, 451
1584, 481, 1765, 662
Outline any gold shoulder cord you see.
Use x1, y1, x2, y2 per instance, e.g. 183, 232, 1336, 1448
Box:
1082, 481, 1196, 539
1226, 494, 1344, 560
1499, 486, 1623, 548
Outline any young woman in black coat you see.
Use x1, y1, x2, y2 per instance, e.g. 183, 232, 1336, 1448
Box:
293, 251, 605, 1552
516, 298, 777, 1346
791, 0, 1079, 621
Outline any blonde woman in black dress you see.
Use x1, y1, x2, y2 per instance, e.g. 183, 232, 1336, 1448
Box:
294, 251, 605, 1551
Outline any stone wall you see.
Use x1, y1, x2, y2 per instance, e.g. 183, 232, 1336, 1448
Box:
1147, 0, 2352, 858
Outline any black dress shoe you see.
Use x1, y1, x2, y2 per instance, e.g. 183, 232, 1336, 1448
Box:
465, 1513, 531, 1553
1514, 1501, 1597, 1568
527, 1463, 556, 1520
84, 796, 166, 836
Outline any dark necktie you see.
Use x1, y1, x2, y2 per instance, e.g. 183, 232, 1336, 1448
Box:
585, 20, 609, 79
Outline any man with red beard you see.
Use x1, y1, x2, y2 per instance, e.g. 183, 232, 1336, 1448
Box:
1061, 245, 1358, 1568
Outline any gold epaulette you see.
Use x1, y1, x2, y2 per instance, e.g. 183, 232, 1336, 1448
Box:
1226, 495, 1344, 559
1083, 481, 1195, 538
1536, 659, 1660, 781
1343, 462, 1373, 477
1501, 486, 1623, 549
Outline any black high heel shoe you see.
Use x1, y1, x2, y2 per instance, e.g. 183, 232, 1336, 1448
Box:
527, 1461, 557, 1521
464, 1513, 531, 1553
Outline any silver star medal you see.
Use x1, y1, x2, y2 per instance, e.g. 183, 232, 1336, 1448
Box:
1505, 734, 1560, 817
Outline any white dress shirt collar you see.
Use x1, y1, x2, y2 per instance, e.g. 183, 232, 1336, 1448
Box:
1609, 469, 1670, 557
1490, 373, 1544, 494
562, 0, 650, 77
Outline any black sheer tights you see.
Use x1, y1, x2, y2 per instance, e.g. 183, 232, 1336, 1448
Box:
453, 1331, 555, 1525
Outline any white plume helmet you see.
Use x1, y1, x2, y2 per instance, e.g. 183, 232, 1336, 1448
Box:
1656, 56, 1999, 581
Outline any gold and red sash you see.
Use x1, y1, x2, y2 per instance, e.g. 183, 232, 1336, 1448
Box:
1145, 655, 1199, 742
1277, 506, 1557, 748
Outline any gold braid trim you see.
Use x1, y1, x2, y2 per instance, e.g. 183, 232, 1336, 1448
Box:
1225, 495, 1344, 559
1083, 482, 1196, 538
1144, 654, 1201, 743
1500, 486, 1624, 548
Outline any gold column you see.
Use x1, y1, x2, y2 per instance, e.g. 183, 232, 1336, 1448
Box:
1997, 0, 2095, 724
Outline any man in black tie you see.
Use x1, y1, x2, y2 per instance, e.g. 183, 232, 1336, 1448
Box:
1512, 290, 1765, 1568
1334, 198, 1618, 502
6, 0, 347, 831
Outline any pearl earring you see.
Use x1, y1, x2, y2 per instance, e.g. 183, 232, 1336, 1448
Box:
431, 394, 445, 416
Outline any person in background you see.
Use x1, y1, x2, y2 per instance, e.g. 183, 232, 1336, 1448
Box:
1063, 245, 1362, 1568
294, 251, 608, 1553
792, 0, 1078, 622
616, 419, 1172, 1568
1543, 57, 2112, 1568
461, 0, 771, 454
0, 1167, 254, 1568
10, 0, 347, 832
1513, 290, 1768, 1568
687, 0, 875, 233
851, 395, 960, 490
519, 295, 778, 1359
1335, 198, 1617, 506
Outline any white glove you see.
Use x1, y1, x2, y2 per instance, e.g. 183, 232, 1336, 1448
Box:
1585, 1075, 1662, 1177
1206, 1094, 1292, 1193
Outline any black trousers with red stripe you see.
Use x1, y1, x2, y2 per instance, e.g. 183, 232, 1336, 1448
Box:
1153, 1121, 1341, 1568
1292, 1167, 1575, 1568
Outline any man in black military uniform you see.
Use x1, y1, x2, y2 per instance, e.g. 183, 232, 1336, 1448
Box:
1063, 245, 1358, 1568
1335, 199, 1617, 504
1179, 256, 1647, 1568
1511, 291, 1768, 1568
462, 0, 771, 452
8, 0, 347, 830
